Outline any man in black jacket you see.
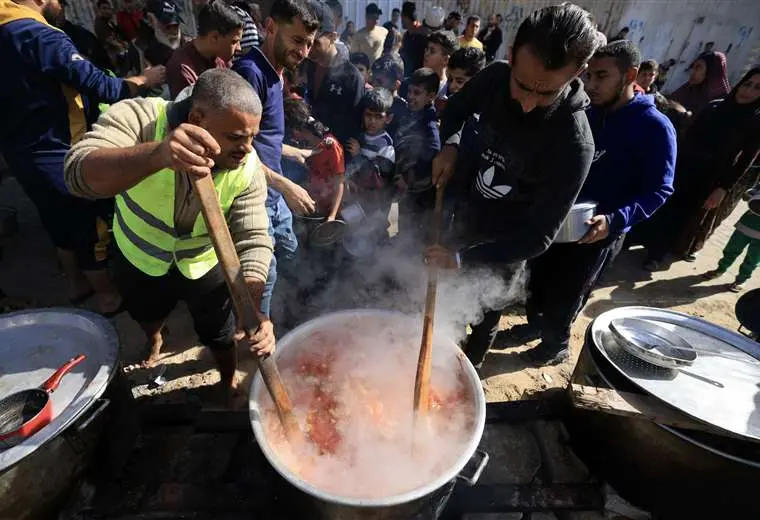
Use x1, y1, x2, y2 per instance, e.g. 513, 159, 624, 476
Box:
302, 0, 364, 145
477, 14, 502, 62
426, 4, 604, 369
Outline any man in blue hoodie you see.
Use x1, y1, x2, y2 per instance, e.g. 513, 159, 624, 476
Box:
0, 0, 164, 314
515, 40, 676, 364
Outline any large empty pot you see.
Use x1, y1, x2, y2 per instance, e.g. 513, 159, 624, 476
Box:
249, 310, 487, 519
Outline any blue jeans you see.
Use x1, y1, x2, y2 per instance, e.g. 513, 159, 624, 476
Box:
261, 196, 298, 317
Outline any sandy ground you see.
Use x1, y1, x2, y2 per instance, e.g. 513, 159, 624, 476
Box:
0, 174, 757, 406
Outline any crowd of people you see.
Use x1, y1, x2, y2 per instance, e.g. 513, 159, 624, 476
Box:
1, 0, 759, 394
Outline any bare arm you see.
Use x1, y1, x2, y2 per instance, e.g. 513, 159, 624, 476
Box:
327, 176, 345, 221
260, 162, 316, 215
281, 143, 313, 163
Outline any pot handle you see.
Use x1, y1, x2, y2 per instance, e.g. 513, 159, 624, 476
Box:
77, 398, 110, 432
456, 449, 489, 486
42, 354, 86, 393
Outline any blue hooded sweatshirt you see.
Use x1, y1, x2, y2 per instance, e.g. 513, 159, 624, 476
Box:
581, 93, 677, 236
0, 1, 130, 193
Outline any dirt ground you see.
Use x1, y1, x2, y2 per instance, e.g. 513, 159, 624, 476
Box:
0, 175, 757, 405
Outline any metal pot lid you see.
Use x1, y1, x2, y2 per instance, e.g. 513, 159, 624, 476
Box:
609, 317, 697, 368
591, 307, 760, 442
0, 309, 119, 472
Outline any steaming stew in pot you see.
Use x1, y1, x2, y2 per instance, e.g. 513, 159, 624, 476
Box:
258, 321, 476, 499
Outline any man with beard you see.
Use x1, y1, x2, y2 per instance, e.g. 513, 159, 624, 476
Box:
302, 0, 364, 146
425, 4, 604, 369
511, 40, 676, 364
233, 0, 319, 318
477, 14, 502, 62
0, 0, 165, 315
144, 0, 188, 52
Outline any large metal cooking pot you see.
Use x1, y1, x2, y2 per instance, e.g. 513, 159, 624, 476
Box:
565, 307, 760, 517
249, 310, 487, 520
0, 309, 120, 520
554, 201, 597, 243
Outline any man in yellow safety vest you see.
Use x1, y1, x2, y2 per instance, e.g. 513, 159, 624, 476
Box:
65, 69, 274, 397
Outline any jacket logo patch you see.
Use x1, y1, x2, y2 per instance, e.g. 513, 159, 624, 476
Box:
475, 165, 512, 199
329, 83, 343, 95
71, 53, 84, 61
592, 150, 606, 163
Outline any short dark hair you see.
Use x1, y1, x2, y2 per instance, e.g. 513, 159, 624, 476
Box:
409, 67, 440, 95
447, 11, 462, 21
96, 0, 111, 7
512, 4, 603, 70
593, 40, 642, 74
427, 30, 459, 56
197, 2, 243, 36
401, 1, 416, 20
350, 52, 371, 70
284, 97, 328, 137
448, 47, 485, 77
383, 27, 402, 53
372, 53, 404, 82
392, 7, 400, 14
362, 88, 394, 113
324, 0, 342, 20
270, 0, 320, 33
639, 59, 658, 72
466, 15, 480, 26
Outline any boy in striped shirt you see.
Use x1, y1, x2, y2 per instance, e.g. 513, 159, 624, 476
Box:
346, 89, 397, 228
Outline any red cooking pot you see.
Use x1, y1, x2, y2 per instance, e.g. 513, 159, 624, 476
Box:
0, 354, 86, 449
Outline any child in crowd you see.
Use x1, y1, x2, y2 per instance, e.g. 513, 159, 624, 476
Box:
703, 191, 760, 293
284, 98, 345, 221
283, 68, 304, 100
637, 59, 659, 94
370, 53, 409, 139
422, 30, 459, 98
394, 68, 441, 240
350, 52, 373, 91
437, 46, 485, 115
345, 89, 397, 226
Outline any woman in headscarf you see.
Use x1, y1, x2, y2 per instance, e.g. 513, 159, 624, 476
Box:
668, 51, 730, 116
642, 67, 760, 270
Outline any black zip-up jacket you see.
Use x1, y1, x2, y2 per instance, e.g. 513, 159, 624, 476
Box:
440, 61, 595, 266
304, 53, 364, 145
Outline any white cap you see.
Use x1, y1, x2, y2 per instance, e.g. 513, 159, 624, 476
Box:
425, 5, 445, 28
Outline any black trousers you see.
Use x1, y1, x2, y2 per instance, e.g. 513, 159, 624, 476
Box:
112, 249, 236, 350
526, 234, 625, 348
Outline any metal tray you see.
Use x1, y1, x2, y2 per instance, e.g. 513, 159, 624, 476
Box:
591, 307, 760, 442
0, 309, 119, 472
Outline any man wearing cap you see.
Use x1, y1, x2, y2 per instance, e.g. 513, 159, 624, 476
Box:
303, 0, 364, 146
353, 3, 387, 65
145, 0, 189, 51
0, 0, 165, 314
233, 0, 320, 319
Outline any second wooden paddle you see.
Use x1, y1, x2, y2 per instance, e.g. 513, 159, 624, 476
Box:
191, 174, 299, 437
413, 185, 446, 416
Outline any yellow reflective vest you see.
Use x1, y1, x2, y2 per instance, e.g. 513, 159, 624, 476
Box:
113, 99, 255, 279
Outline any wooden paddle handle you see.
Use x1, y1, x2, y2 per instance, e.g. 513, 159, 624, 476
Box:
191, 174, 298, 434
413, 185, 446, 416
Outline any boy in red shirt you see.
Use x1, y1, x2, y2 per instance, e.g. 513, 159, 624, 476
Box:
284, 98, 345, 221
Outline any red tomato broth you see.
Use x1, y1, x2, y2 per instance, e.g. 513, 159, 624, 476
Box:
257, 321, 476, 499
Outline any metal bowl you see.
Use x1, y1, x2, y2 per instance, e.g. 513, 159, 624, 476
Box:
249, 310, 487, 518
554, 201, 597, 243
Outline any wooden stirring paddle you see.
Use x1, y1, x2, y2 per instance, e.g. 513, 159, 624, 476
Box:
413, 185, 446, 417
191, 174, 300, 437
